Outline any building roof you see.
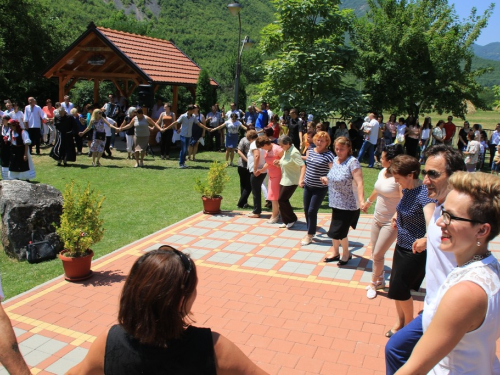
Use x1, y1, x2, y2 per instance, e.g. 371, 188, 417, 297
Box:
96, 27, 217, 86
42, 23, 218, 87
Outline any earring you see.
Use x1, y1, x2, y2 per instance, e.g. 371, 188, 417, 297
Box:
477, 241, 481, 247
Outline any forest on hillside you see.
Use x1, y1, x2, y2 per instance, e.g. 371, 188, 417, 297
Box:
0, 0, 498, 116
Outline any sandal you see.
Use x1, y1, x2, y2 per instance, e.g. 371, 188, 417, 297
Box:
385, 330, 396, 338
301, 236, 313, 246
324, 255, 340, 263
366, 278, 386, 299
337, 254, 353, 266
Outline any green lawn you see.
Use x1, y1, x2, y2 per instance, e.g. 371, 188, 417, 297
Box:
0, 142, 380, 298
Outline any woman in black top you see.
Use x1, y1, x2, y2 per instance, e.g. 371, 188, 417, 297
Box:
50, 108, 77, 166
68, 247, 268, 375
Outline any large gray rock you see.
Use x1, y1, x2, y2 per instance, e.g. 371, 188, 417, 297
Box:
0, 181, 64, 259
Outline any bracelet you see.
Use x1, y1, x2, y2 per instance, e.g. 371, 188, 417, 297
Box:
366, 199, 372, 204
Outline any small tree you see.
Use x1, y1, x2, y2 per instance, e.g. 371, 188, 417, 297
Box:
196, 69, 217, 114
194, 161, 230, 199
56, 181, 105, 257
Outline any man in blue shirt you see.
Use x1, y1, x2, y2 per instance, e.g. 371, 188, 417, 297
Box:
253, 102, 269, 134
167, 104, 211, 168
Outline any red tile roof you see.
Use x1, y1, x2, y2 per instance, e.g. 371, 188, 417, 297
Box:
97, 27, 217, 86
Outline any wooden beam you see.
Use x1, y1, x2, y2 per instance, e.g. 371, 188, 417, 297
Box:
128, 82, 138, 97
61, 71, 139, 79
94, 80, 100, 105
65, 78, 79, 95
172, 85, 179, 114
78, 47, 112, 52
153, 84, 160, 93
58, 76, 65, 102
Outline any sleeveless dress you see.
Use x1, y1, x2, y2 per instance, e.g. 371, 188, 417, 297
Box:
104, 324, 217, 375
90, 119, 106, 153
264, 143, 283, 200
134, 116, 150, 152
423, 255, 500, 374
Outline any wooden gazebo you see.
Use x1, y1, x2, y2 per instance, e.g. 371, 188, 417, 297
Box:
42, 22, 218, 112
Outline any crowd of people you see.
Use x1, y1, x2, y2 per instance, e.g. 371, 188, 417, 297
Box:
1, 94, 500, 374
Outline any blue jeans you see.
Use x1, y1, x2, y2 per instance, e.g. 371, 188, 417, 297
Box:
179, 136, 190, 166
385, 313, 423, 374
303, 185, 328, 235
357, 140, 375, 167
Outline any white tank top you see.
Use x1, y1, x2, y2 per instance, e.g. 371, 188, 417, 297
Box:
423, 255, 500, 374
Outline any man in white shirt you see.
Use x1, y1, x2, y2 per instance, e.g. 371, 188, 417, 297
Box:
225, 102, 243, 121
60, 95, 74, 113
385, 144, 466, 374
357, 112, 379, 168
206, 105, 222, 151
151, 98, 164, 120
23, 97, 46, 155
489, 123, 500, 168
266, 103, 274, 120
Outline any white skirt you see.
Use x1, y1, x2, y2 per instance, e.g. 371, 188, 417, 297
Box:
9, 152, 36, 181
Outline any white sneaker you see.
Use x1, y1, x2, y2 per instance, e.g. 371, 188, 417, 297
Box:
301, 236, 313, 246
279, 223, 287, 228
366, 279, 385, 299
286, 221, 296, 229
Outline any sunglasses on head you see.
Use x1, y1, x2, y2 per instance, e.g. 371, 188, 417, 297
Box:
158, 245, 192, 289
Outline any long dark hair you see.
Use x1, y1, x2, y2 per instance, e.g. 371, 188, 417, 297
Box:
118, 248, 197, 347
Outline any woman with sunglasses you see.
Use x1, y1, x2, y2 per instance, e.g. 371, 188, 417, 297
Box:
386, 155, 436, 338
68, 247, 267, 375
79, 109, 118, 167
397, 172, 500, 374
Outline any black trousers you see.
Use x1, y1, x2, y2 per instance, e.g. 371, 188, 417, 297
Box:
237, 166, 251, 207
160, 129, 173, 157
27, 128, 41, 154
205, 128, 221, 151
489, 143, 498, 168
104, 136, 112, 156
250, 172, 267, 215
278, 184, 298, 224
75, 134, 83, 153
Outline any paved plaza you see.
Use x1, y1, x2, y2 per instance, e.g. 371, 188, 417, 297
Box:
2, 211, 500, 374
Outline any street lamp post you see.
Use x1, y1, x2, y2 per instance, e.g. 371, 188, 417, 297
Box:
228, 1, 254, 110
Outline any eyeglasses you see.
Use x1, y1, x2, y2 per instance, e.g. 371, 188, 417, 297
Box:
158, 245, 192, 289
421, 169, 442, 179
440, 207, 484, 225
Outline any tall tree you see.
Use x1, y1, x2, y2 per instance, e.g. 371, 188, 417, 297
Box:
259, 0, 363, 120
196, 69, 217, 114
351, 0, 494, 117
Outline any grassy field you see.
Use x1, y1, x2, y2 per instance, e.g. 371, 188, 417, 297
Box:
0, 141, 380, 298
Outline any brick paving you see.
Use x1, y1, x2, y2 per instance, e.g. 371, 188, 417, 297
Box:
2, 211, 500, 374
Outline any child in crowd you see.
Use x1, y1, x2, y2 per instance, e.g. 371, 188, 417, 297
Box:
492, 144, 500, 175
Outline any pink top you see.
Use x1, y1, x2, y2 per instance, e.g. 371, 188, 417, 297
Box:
265, 144, 283, 178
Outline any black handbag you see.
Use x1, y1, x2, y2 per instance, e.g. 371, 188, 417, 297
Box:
95, 131, 106, 141
26, 234, 57, 264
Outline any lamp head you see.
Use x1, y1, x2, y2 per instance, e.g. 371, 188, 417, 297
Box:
242, 36, 255, 50
228, 1, 242, 16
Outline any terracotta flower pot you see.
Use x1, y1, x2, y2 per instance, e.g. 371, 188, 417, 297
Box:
201, 196, 223, 214
59, 249, 94, 282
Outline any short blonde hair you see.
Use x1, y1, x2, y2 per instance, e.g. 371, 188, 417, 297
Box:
448, 171, 500, 242
313, 131, 331, 147
70, 108, 78, 116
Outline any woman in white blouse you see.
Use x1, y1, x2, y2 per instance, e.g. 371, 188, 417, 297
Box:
463, 132, 480, 172
361, 144, 404, 299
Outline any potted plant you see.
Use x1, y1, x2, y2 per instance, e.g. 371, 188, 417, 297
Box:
56, 181, 105, 281
194, 161, 230, 214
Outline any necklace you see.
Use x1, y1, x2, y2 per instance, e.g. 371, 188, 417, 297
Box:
459, 251, 492, 268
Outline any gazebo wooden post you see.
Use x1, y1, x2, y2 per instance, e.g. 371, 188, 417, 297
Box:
93, 79, 100, 105
172, 85, 179, 114
58, 76, 65, 102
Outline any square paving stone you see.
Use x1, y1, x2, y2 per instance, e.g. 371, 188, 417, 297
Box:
256, 247, 290, 258
291, 251, 325, 262
207, 231, 239, 240
335, 268, 356, 280
23, 349, 53, 367
13, 327, 26, 337
185, 249, 211, 259
37, 339, 67, 355
242, 257, 279, 270
160, 235, 195, 245
318, 265, 339, 279
46, 357, 78, 375
222, 243, 257, 254
192, 239, 225, 249
249, 227, 279, 235
19, 334, 51, 350
300, 242, 331, 252
194, 220, 223, 229
279, 261, 316, 275
238, 234, 268, 244
222, 224, 248, 232
181, 227, 209, 236
234, 217, 259, 224
60, 347, 89, 363
268, 238, 298, 248
207, 252, 244, 265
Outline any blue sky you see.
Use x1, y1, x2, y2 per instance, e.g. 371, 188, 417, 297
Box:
450, 0, 498, 45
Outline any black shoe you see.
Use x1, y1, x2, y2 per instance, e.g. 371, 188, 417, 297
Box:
338, 254, 353, 266
324, 255, 340, 263
265, 200, 272, 208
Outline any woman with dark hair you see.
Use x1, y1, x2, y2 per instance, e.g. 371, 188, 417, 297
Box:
457, 120, 470, 153
419, 117, 432, 163
119, 108, 158, 168
255, 136, 283, 223
267, 114, 280, 142
1, 115, 11, 179
7, 119, 35, 181
188, 105, 205, 162
405, 117, 421, 158
300, 131, 335, 233
247, 135, 268, 218
387, 114, 398, 143
321, 136, 365, 265
67, 247, 267, 375
50, 107, 77, 166
463, 131, 480, 172
79, 109, 118, 167
386, 155, 435, 337
432, 120, 446, 145
274, 135, 305, 232
361, 144, 404, 299
211, 113, 246, 166
155, 103, 176, 160
333, 122, 349, 140
398, 172, 500, 375
236, 129, 257, 209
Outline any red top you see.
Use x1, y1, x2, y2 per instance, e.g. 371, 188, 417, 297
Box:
444, 122, 456, 141
42, 106, 55, 119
